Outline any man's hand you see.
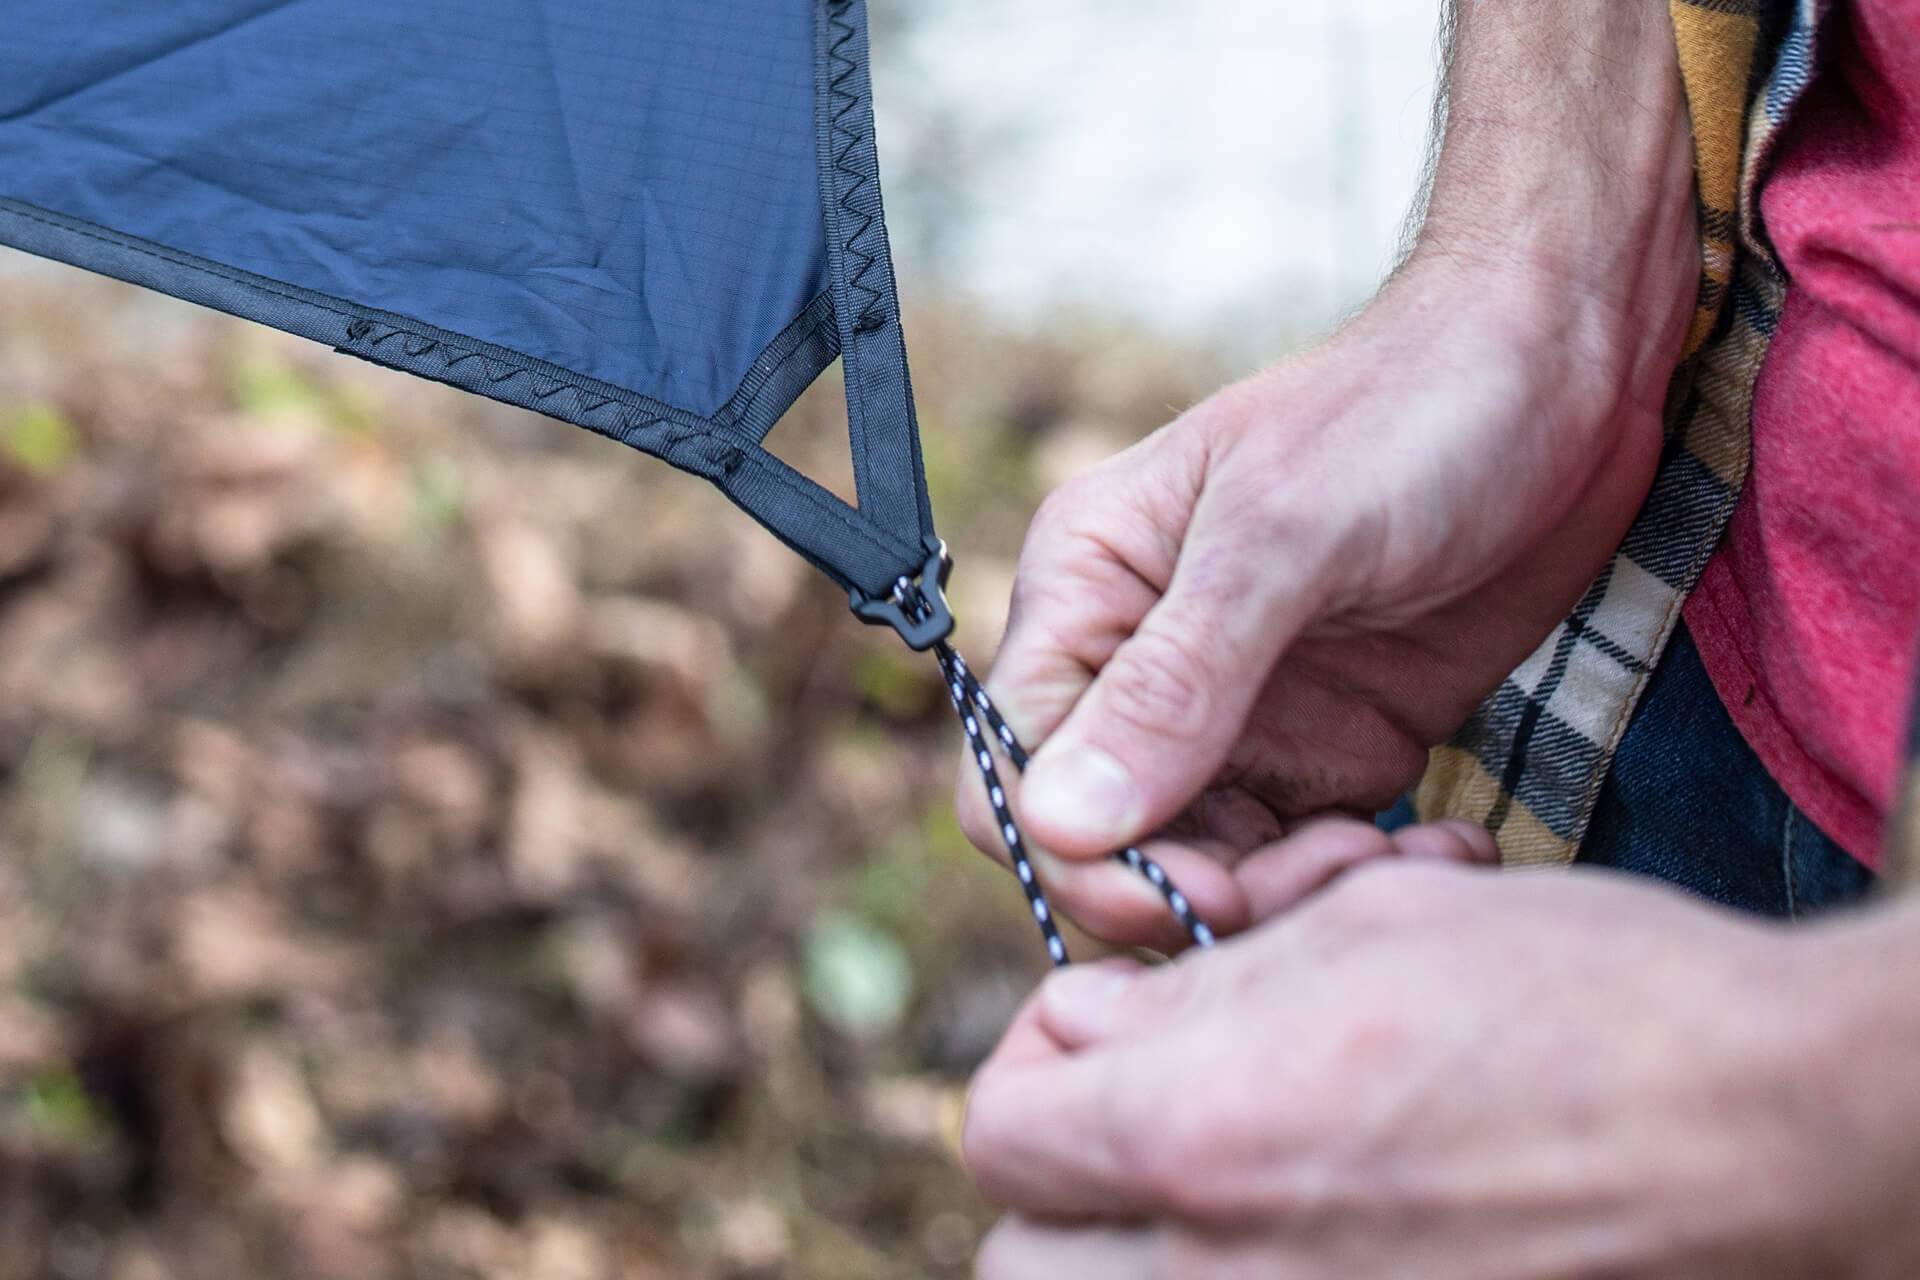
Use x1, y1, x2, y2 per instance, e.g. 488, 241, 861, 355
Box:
957, 0, 1698, 947
964, 852, 1920, 1278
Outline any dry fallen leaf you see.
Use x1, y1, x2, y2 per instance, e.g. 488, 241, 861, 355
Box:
222, 1044, 328, 1176
478, 517, 583, 669
172, 888, 357, 1004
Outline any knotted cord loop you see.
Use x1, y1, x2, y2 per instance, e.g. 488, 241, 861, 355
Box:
935, 645, 1216, 964
876, 562, 1217, 966
934, 643, 1072, 965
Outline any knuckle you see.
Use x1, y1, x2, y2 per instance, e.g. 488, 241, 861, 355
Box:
1101, 1047, 1273, 1226
1144, 1080, 1280, 1226
1100, 1066, 1215, 1215
959, 1080, 1012, 1190
1135, 1103, 1225, 1219
1099, 1080, 1172, 1193
1101, 631, 1214, 743
1028, 481, 1088, 544
1250, 473, 1315, 541
1135, 957, 1206, 1015
1309, 858, 1438, 939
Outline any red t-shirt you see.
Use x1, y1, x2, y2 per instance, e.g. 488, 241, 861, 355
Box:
1684, 0, 1920, 870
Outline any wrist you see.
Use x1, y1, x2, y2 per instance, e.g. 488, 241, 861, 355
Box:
1351, 246, 1665, 459
1402, 0, 1698, 415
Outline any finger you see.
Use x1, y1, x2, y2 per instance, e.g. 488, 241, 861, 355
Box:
1036, 833, 1252, 956
967, 1007, 1308, 1224
984, 981, 1079, 1071
975, 1216, 1159, 1280
956, 761, 1214, 933
1034, 945, 1241, 1053
958, 772, 1252, 953
982, 440, 1191, 753
1115, 836, 1251, 952
1038, 963, 1172, 1053
1233, 817, 1497, 923
955, 443, 1185, 872
1232, 817, 1399, 923
1391, 817, 1500, 865
964, 1046, 1183, 1219
1041, 848, 1248, 957
1019, 494, 1330, 860
959, 990, 1073, 1180
967, 959, 1251, 1220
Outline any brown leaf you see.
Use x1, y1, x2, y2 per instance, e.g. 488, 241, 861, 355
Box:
584, 596, 734, 691
478, 519, 582, 668
391, 736, 495, 843
627, 983, 738, 1082
410, 1031, 504, 1127
524, 1216, 609, 1280
172, 888, 356, 1004
506, 729, 589, 902
222, 1044, 328, 1176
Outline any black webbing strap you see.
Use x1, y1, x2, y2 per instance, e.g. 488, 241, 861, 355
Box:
815, 0, 935, 554
709, 3, 1218, 959
690, 0, 938, 608
705, 443, 928, 600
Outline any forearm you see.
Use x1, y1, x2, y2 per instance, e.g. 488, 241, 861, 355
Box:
1404, 0, 1696, 397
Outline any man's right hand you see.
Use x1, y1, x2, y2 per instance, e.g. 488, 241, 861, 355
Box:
957, 0, 1700, 949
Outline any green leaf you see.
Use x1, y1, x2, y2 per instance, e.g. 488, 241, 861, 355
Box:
24, 1065, 107, 1146
3, 405, 78, 476
853, 840, 929, 926
230, 354, 369, 432
411, 454, 466, 533
802, 912, 913, 1040
232, 355, 329, 417
852, 649, 932, 718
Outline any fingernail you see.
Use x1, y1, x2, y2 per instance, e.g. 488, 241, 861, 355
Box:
1024, 745, 1139, 849
1042, 963, 1139, 1030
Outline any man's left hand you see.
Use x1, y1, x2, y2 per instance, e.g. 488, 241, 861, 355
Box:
964, 844, 1920, 1278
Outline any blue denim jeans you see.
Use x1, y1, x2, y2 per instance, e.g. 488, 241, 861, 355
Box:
1387, 623, 1876, 918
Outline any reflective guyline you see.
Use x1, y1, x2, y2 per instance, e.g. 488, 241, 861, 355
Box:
869, 553, 1217, 965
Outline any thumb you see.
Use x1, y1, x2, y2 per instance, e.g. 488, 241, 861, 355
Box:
1018, 503, 1323, 857
1036, 950, 1235, 1050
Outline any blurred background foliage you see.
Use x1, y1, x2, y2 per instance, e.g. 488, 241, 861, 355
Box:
0, 261, 1221, 1280
0, 3, 1438, 1277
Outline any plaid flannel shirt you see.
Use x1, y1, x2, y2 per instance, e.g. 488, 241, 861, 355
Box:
1414, 0, 1920, 890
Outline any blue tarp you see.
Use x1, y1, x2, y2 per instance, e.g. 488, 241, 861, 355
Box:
0, 0, 933, 601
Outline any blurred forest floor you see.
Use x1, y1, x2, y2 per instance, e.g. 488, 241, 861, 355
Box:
0, 259, 1221, 1280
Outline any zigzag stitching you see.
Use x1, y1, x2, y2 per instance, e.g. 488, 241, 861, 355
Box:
339, 317, 685, 450
826, 3, 885, 333
0, 205, 720, 473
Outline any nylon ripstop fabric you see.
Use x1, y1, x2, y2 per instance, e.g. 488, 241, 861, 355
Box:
0, 0, 934, 599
